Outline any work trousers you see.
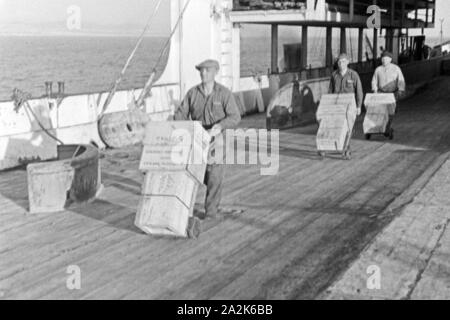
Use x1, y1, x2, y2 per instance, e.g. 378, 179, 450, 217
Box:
204, 164, 225, 217
381, 90, 400, 132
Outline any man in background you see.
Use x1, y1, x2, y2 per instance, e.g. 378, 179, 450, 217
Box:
329, 53, 363, 115
372, 50, 406, 100
372, 50, 406, 136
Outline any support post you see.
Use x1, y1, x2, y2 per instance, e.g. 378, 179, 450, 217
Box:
392, 29, 400, 64
391, 0, 395, 26
432, 0, 435, 24
340, 27, 347, 54
358, 28, 364, 62
232, 23, 241, 91
271, 24, 279, 74
401, 0, 405, 27
301, 25, 308, 69
386, 29, 393, 52
326, 26, 333, 67
350, 0, 354, 21
414, 0, 418, 28
410, 35, 413, 56
373, 27, 378, 63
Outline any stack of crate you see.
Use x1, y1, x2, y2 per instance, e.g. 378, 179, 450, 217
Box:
363, 93, 396, 134
316, 94, 357, 151
136, 121, 211, 237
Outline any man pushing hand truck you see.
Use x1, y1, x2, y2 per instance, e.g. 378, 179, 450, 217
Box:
368, 50, 406, 140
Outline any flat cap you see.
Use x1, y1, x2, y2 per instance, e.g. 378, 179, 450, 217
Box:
381, 50, 393, 58
337, 53, 349, 60
195, 59, 220, 71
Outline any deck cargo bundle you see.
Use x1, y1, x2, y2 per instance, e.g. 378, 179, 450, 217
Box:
136, 121, 210, 237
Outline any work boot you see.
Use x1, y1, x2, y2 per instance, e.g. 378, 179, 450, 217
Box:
193, 209, 207, 220
205, 210, 219, 220
194, 208, 219, 220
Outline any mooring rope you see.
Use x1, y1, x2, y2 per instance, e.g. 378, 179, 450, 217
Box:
99, 0, 164, 117
135, 0, 193, 107
11, 88, 65, 145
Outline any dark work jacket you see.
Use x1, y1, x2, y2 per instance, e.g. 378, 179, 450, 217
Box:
174, 82, 241, 130
328, 68, 364, 109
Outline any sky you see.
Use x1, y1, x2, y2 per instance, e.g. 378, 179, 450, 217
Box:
0, 0, 171, 36
0, 0, 449, 38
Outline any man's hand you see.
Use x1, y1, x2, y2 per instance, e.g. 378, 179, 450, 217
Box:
209, 124, 222, 138
396, 90, 405, 100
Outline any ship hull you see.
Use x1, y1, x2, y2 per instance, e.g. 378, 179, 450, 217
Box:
1, 55, 449, 170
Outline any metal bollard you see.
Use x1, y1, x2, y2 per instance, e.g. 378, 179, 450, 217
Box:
45, 81, 53, 98
58, 81, 65, 96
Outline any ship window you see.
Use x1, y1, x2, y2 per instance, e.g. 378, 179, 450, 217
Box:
232, 1, 307, 11
240, 24, 271, 76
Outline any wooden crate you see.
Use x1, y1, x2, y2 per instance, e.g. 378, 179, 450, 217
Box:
316, 116, 350, 151
316, 93, 357, 122
139, 121, 211, 184
142, 121, 210, 152
316, 93, 357, 152
135, 188, 198, 238
142, 171, 197, 208
319, 93, 357, 108
364, 93, 396, 115
363, 112, 389, 134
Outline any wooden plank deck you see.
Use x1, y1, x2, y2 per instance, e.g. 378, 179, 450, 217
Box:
1, 77, 450, 300
324, 157, 450, 300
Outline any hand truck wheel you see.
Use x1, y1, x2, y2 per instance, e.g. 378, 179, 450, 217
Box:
389, 128, 394, 140
187, 216, 201, 239
384, 127, 394, 138
343, 149, 352, 160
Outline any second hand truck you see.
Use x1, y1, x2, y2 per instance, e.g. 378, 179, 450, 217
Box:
363, 93, 396, 140
316, 93, 358, 160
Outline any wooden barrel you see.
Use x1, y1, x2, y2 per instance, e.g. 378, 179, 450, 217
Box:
66, 144, 100, 202
98, 108, 149, 149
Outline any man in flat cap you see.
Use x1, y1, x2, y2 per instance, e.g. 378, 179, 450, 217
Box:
372, 50, 406, 99
174, 59, 241, 219
328, 53, 363, 115
372, 50, 406, 136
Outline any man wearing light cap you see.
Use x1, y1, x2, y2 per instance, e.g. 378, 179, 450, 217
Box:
372, 50, 406, 136
174, 59, 241, 219
372, 50, 406, 99
328, 53, 363, 114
